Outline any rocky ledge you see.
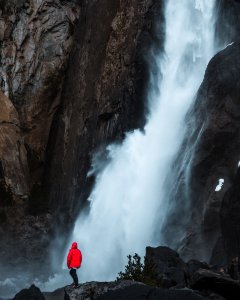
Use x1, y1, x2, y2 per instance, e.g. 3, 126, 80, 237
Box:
9, 246, 240, 300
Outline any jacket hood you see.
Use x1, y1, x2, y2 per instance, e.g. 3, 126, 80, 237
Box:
71, 242, 78, 249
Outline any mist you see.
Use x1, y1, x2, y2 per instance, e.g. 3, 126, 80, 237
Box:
68, 0, 217, 282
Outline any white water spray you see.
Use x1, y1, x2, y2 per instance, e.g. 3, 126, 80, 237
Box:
69, 0, 216, 282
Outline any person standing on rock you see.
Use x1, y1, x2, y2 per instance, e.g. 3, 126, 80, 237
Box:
67, 242, 82, 288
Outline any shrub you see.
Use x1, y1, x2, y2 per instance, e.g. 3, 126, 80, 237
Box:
116, 253, 161, 287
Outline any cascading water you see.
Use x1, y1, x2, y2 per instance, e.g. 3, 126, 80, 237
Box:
69, 0, 216, 281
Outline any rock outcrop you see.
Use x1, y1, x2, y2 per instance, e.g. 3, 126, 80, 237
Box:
50, 281, 208, 300
190, 269, 240, 300
145, 246, 188, 288
12, 246, 238, 300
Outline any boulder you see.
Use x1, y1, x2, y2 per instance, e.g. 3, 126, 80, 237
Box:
187, 259, 210, 279
12, 284, 45, 300
145, 246, 188, 288
190, 268, 240, 300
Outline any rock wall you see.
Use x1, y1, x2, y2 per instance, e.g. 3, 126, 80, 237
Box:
0, 0, 164, 278
158, 0, 240, 266
0, 91, 29, 199
46, 0, 164, 224
162, 42, 240, 266
0, 0, 81, 277
0, 0, 81, 200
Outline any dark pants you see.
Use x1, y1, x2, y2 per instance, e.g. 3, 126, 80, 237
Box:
69, 268, 78, 285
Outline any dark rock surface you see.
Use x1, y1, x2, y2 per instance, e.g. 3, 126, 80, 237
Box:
187, 260, 210, 280
12, 284, 45, 300
145, 246, 188, 288
0, 0, 81, 278
64, 281, 144, 300
63, 281, 208, 300
10, 246, 237, 300
98, 285, 208, 300
190, 268, 240, 300
43, 287, 65, 300
0, 0, 81, 196
46, 0, 164, 225
215, 0, 240, 47
220, 168, 240, 260
161, 42, 240, 266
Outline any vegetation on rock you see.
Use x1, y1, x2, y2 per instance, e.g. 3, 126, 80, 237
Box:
116, 253, 161, 287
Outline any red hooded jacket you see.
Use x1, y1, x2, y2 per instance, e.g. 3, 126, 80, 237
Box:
67, 242, 82, 269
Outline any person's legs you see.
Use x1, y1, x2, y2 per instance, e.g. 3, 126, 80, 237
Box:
69, 268, 78, 286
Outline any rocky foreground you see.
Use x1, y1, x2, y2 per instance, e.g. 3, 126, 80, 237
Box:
9, 246, 240, 300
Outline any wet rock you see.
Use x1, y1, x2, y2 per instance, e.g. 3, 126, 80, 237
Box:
64, 281, 208, 300
190, 268, 240, 300
161, 42, 240, 266
145, 246, 188, 288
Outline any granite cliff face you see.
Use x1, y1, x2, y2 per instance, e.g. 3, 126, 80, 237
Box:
162, 42, 240, 266
0, 0, 81, 278
0, 0, 80, 201
46, 0, 164, 225
0, 0, 164, 279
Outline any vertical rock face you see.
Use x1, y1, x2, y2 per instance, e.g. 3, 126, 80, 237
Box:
0, 0, 81, 196
0, 91, 29, 199
159, 0, 240, 266
46, 0, 164, 222
164, 43, 240, 266
0, 0, 81, 277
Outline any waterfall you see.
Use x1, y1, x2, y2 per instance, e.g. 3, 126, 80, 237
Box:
69, 0, 216, 281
